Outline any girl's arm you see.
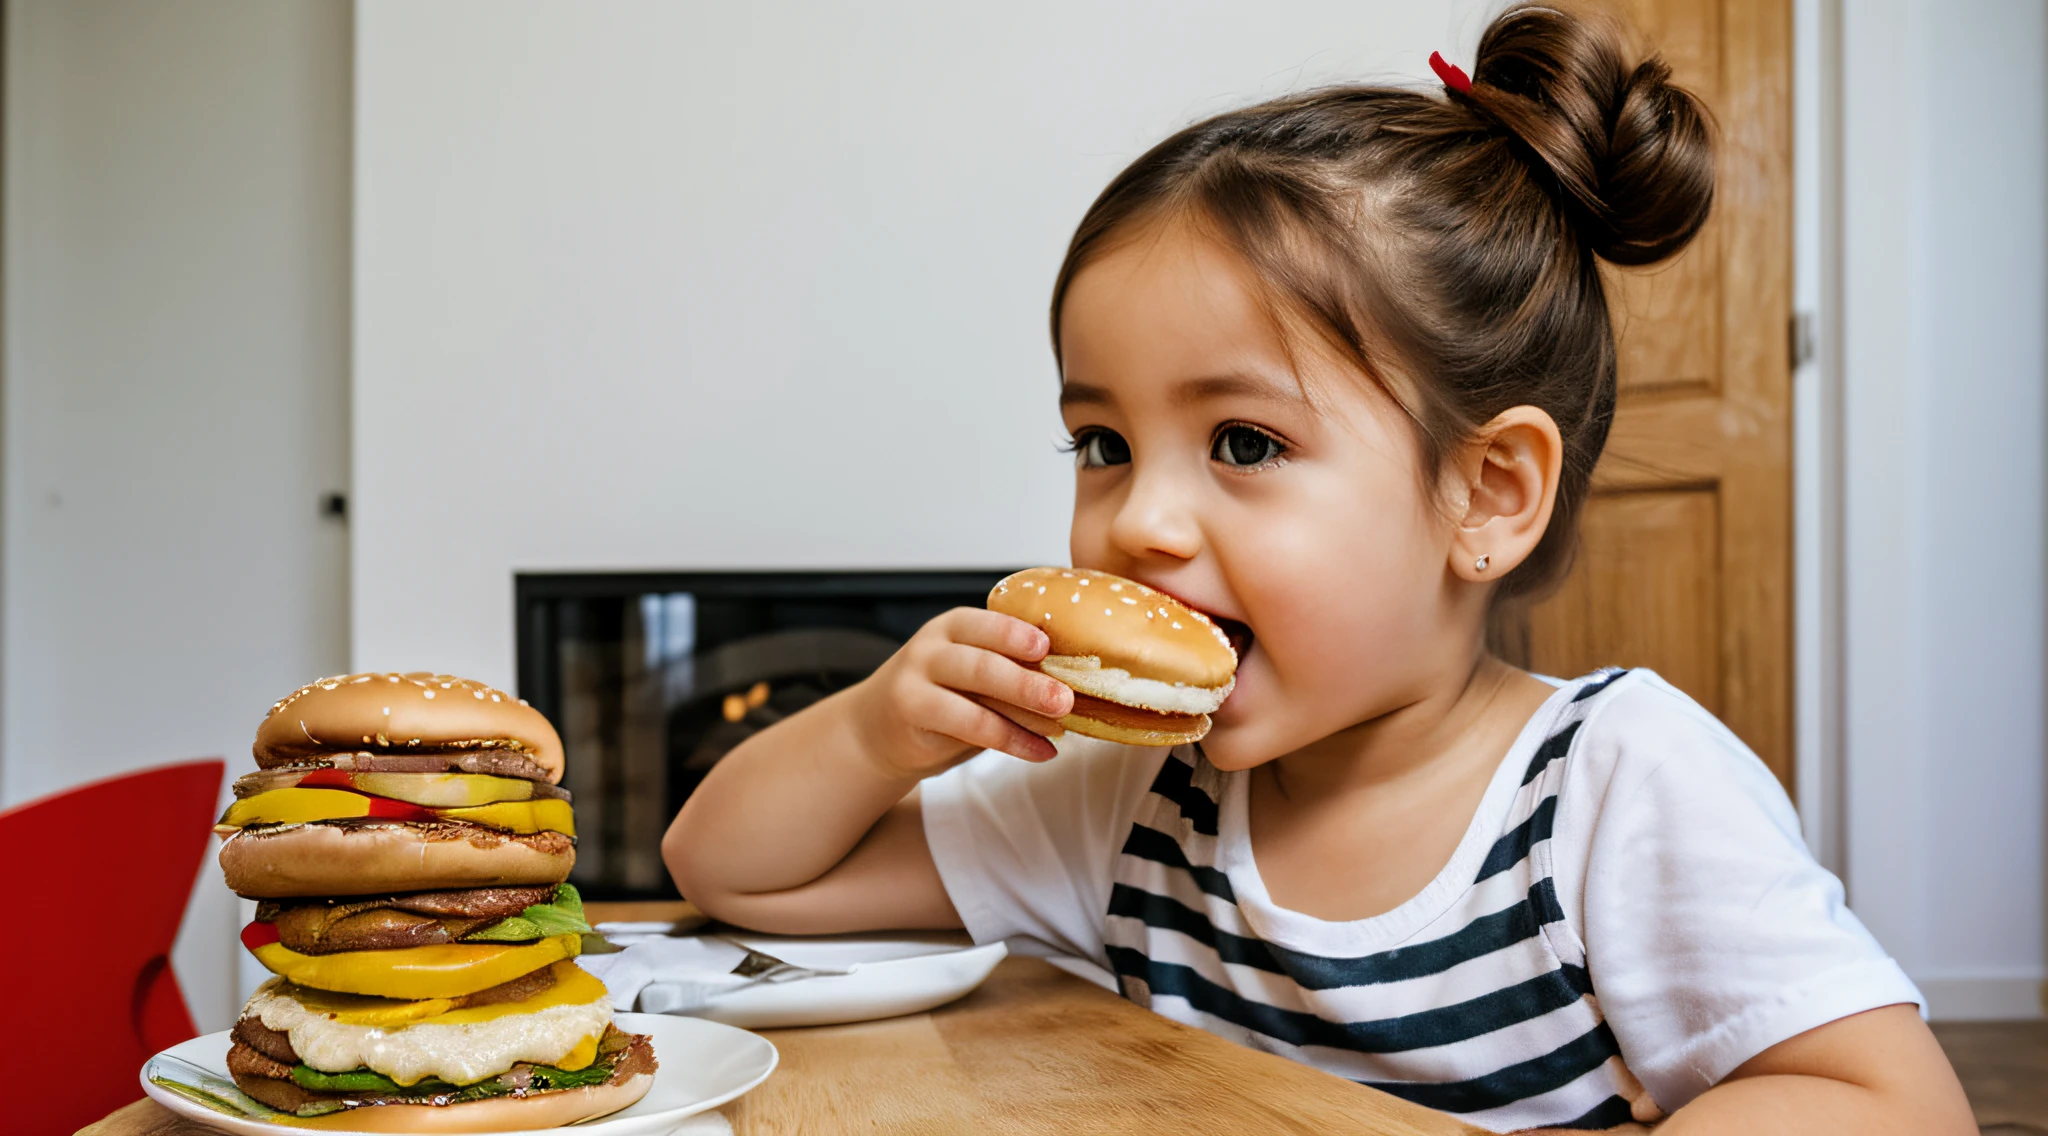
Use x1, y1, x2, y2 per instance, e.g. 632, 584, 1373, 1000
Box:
1527, 1004, 1973, 1135
661, 608, 1075, 934
1649, 1003, 1974, 1134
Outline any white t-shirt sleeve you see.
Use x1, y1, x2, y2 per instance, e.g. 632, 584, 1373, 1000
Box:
920, 735, 1166, 964
1556, 673, 1923, 1113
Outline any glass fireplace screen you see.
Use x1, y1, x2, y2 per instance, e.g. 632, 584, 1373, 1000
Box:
516, 570, 1011, 901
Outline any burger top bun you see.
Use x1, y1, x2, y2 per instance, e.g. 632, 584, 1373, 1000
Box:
988, 568, 1236, 690
254, 673, 565, 783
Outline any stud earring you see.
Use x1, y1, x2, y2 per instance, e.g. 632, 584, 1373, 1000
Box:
1474, 554, 1490, 572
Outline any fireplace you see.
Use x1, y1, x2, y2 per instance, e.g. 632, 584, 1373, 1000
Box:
515, 570, 1011, 900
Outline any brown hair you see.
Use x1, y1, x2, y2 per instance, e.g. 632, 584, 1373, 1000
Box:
1049, 4, 1714, 601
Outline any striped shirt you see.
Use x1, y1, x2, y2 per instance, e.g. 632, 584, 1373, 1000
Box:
925, 669, 1920, 1132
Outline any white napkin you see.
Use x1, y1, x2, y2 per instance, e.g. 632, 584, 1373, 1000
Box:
578, 926, 857, 1015
576, 933, 758, 1015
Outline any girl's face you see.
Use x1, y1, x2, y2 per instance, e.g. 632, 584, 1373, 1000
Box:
1058, 219, 1474, 770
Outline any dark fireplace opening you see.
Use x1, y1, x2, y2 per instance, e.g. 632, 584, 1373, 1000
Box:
516, 570, 1012, 901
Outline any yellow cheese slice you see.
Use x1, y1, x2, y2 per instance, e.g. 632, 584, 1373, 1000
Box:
437, 797, 575, 836
553, 1031, 600, 1072
250, 933, 582, 1000
217, 787, 573, 835
220, 787, 374, 829
277, 961, 607, 1028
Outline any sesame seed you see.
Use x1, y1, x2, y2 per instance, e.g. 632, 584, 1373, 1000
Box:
491, 694, 501, 702
382, 706, 390, 715
1070, 593, 1080, 603
1172, 622, 1183, 629
1079, 579, 1090, 586
1109, 583, 1122, 592
1105, 608, 1113, 616
423, 690, 435, 699
1038, 586, 1046, 595
1121, 597, 1137, 605
1145, 612, 1154, 619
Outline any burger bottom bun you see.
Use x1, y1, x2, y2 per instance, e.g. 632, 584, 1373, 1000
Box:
221, 821, 574, 898
253, 1073, 653, 1132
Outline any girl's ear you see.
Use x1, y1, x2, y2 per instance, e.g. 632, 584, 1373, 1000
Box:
1448, 406, 1564, 583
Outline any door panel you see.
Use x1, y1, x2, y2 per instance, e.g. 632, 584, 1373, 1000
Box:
1497, 0, 1793, 786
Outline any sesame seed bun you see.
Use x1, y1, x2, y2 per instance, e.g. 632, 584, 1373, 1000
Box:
989, 568, 1237, 747
255, 673, 565, 784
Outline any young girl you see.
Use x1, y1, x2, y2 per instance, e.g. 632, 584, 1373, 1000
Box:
664, 7, 1973, 1132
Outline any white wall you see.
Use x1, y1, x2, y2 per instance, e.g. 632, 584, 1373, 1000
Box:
1835, 0, 2047, 1019
2, 1, 352, 1030
350, 0, 1486, 687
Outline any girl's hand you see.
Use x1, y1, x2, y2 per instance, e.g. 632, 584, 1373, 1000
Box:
850, 608, 1077, 778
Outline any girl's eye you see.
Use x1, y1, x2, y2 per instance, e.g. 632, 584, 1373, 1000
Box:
1212, 424, 1285, 468
1071, 428, 1131, 469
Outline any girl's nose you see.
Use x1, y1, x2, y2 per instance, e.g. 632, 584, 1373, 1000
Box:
1109, 466, 1203, 563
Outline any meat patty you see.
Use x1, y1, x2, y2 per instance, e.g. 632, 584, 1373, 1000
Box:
232, 1016, 299, 1066
600, 1027, 659, 1080
260, 750, 555, 783
257, 885, 558, 953
1066, 690, 1207, 732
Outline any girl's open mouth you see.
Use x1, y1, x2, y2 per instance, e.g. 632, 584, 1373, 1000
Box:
1214, 615, 1255, 662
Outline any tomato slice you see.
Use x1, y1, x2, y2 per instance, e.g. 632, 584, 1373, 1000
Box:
293, 768, 359, 791
361, 796, 438, 822
241, 920, 281, 951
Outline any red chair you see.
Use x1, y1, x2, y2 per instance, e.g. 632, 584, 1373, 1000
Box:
0, 759, 224, 1135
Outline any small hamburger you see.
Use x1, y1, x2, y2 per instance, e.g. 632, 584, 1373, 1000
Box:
213, 673, 656, 1130
989, 568, 1237, 746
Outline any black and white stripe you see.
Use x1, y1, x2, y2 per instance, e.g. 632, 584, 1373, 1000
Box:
1103, 668, 1643, 1132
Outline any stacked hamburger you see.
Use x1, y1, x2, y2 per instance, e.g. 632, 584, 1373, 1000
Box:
214, 673, 656, 1130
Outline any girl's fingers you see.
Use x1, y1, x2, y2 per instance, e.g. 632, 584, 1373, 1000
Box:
937, 607, 1052, 662
919, 688, 1057, 762
926, 642, 1074, 718
973, 694, 1067, 740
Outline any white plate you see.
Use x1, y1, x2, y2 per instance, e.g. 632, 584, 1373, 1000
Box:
688, 932, 1007, 1029
141, 1012, 775, 1135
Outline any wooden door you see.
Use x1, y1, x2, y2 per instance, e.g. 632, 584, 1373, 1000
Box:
1492, 0, 1794, 787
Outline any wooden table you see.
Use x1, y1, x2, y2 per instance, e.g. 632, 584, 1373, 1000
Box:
84, 957, 1482, 1136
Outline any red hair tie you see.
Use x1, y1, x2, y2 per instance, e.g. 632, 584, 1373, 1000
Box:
1429, 51, 1473, 95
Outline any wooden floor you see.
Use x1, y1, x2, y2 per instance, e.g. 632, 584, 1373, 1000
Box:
1932, 1021, 2048, 1134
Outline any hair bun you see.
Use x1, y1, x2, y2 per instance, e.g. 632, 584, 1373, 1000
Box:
1466, 4, 1714, 266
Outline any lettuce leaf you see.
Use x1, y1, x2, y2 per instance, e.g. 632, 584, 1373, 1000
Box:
290, 1066, 452, 1095
463, 883, 592, 942
289, 1058, 612, 1105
